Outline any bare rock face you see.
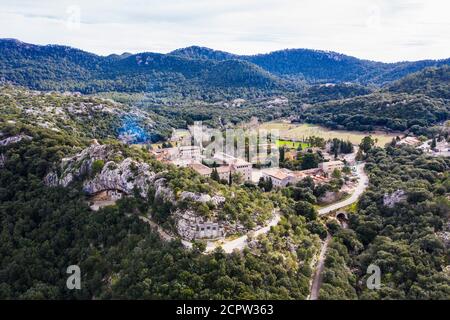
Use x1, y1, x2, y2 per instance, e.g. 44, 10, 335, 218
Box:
44, 144, 161, 198
175, 192, 242, 240
0, 134, 32, 146
383, 189, 407, 208
153, 176, 175, 204
319, 191, 340, 204
176, 209, 202, 240
45, 144, 113, 187
83, 158, 154, 198
175, 209, 224, 241
180, 191, 226, 206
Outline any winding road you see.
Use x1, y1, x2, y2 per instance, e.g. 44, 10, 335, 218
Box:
137, 160, 369, 300
318, 163, 368, 216
140, 162, 368, 259
308, 162, 368, 300
205, 163, 368, 253
205, 211, 281, 253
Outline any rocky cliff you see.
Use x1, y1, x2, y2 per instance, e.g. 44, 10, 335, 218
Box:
43, 143, 247, 241
44, 144, 162, 198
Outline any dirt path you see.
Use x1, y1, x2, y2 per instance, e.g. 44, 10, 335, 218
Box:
308, 233, 331, 300
138, 215, 192, 248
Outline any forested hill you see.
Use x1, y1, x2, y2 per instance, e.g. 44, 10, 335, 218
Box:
170, 46, 239, 61
1, 39, 449, 96
0, 39, 284, 95
0, 85, 321, 299
298, 92, 449, 134
387, 66, 450, 100
170, 46, 450, 85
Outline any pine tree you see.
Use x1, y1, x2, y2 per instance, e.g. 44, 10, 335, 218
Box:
266, 177, 273, 192
279, 147, 285, 163
431, 137, 437, 149
355, 148, 364, 161
211, 168, 220, 181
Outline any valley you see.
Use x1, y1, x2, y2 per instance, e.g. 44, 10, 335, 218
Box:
0, 38, 449, 302
259, 121, 398, 146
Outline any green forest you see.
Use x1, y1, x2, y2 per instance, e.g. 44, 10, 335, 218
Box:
319, 145, 449, 299
0, 37, 449, 300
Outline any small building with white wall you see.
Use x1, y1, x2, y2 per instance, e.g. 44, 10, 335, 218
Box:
196, 222, 223, 239
319, 160, 344, 174
178, 145, 201, 161
261, 168, 295, 187
213, 152, 252, 181
216, 166, 232, 181
188, 162, 212, 177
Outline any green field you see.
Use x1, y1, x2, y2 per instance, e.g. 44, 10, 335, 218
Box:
275, 139, 309, 149
261, 122, 397, 146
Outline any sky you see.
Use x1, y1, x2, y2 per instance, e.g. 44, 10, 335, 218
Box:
0, 0, 449, 62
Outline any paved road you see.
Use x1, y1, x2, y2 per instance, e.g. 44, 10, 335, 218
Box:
205, 211, 281, 253
140, 163, 368, 255
139, 212, 282, 253
318, 163, 368, 216
308, 233, 331, 300
307, 163, 368, 300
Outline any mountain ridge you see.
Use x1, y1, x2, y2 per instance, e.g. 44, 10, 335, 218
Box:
170, 45, 450, 84
1, 38, 449, 95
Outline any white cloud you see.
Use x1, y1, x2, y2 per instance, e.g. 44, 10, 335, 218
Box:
0, 0, 449, 62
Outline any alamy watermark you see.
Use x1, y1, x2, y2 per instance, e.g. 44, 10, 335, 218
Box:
173, 121, 281, 168
66, 265, 81, 290
65, 5, 81, 31
366, 264, 381, 290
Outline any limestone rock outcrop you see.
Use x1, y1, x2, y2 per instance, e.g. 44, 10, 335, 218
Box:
0, 134, 32, 147
83, 158, 154, 197
44, 144, 162, 198
180, 191, 226, 206
383, 189, 406, 208
44, 144, 252, 241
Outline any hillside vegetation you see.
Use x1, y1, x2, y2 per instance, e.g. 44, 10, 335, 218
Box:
1, 39, 449, 99
0, 39, 285, 97
298, 92, 449, 134
387, 66, 450, 100
0, 85, 324, 299
320, 145, 450, 299
171, 46, 450, 85
0, 85, 171, 142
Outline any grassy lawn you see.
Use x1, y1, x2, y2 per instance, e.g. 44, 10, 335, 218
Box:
275, 139, 309, 149
261, 122, 397, 146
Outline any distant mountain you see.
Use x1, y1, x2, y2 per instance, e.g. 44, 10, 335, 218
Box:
248, 49, 450, 85
1, 39, 449, 97
0, 39, 283, 95
171, 46, 450, 85
169, 46, 239, 61
387, 65, 450, 99
246, 49, 386, 83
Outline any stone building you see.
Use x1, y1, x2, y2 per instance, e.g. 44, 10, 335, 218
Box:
212, 152, 252, 181
187, 162, 212, 177
195, 222, 223, 239
319, 160, 344, 174
261, 168, 295, 187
